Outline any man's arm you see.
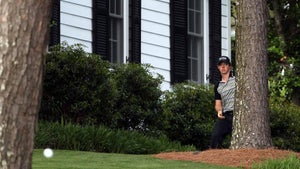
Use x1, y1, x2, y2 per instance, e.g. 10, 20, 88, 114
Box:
214, 82, 224, 119
215, 100, 225, 119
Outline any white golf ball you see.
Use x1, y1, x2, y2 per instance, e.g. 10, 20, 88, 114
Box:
43, 148, 54, 158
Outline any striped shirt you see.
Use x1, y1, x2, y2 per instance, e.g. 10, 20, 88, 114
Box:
214, 77, 235, 112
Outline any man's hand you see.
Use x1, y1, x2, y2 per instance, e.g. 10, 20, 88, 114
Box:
218, 111, 225, 119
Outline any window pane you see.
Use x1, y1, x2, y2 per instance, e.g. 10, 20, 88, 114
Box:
192, 59, 198, 81
110, 0, 115, 14
188, 11, 194, 32
195, 0, 201, 10
188, 36, 203, 83
188, 59, 191, 79
187, 0, 203, 83
196, 11, 201, 34
112, 41, 118, 63
188, 37, 192, 57
198, 38, 204, 83
111, 20, 117, 40
192, 37, 198, 59
110, 41, 113, 62
188, 0, 194, 9
116, 0, 122, 15
109, 0, 124, 64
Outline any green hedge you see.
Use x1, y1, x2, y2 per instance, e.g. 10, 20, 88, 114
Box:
161, 82, 216, 150
270, 99, 300, 152
40, 43, 117, 126
40, 43, 164, 132
34, 122, 195, 154
109, 63, 164, 132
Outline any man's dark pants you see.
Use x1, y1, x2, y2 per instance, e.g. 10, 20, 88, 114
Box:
210, 112, 233, 149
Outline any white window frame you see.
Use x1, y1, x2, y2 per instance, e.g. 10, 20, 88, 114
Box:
123, 0, 129, 63
109, 0, 129, 64
203, 0, 209, 84
188, 0, 209, 84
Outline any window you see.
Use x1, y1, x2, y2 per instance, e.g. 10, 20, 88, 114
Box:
188, 0, 204, 83
92, 0, 140, 64
109, 0, 124, 64
171, 0, 220, 85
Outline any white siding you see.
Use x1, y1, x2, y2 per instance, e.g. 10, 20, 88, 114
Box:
62, 0, 92, 6
221, 0, 231, 58
60, 0, 93, 53
141, 0, 171, 91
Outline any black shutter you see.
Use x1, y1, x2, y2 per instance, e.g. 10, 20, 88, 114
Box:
170, 0, 188, 84
49, 0, 60, 47
92, 0, 109, 60
209, 0, 222, 84
129, 0, 141, 63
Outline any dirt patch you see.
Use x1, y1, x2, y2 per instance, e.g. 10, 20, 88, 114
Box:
154, 148, 300, 168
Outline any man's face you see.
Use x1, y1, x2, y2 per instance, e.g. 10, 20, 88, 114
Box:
218, 63, 230, 74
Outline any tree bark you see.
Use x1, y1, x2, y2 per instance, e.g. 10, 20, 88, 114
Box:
231, 0, 272, 149
0, 0, 52, 168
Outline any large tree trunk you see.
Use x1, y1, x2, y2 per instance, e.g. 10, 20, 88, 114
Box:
0, 1, 52, 168
231, 0, 272, 149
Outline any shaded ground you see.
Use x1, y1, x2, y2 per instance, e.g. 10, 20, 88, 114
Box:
154, 148, 300, 168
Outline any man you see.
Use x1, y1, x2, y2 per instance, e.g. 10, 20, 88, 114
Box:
210, 56, 235, 149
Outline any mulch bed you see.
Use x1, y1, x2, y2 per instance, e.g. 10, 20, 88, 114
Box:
153, 148, 300, 168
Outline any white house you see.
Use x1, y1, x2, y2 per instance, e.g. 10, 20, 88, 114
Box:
50, 0, 231, 90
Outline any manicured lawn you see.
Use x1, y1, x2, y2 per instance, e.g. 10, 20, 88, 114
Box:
33, 149, 237, 169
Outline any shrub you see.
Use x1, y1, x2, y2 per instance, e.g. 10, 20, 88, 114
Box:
270, 99, 300, 152
40, 43, 118, 126
268, 58, 300, 103
110, 63, 164, 133
34, 122, 195, 154
40, 43, 164, 132
161, 82, 215, 150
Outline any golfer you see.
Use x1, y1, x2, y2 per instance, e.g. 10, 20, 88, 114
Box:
210, 56, 235, 149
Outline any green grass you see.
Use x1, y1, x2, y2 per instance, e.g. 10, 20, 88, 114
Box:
252, 155, 300, 169
33, 149, 237, 169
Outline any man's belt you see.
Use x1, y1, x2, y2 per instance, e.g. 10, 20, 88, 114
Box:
223, 111, 233, 115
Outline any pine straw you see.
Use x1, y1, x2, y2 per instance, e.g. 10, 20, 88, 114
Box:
154, 148, 300, 168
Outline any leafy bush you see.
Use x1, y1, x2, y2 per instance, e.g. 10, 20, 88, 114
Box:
270, 99, 300, 152
40, 43, 118, 126
267, 25, 300, 104
268, 57, 300, 103
110, 63, 164, 133
161, 82, 215, 150
34, 122, 195, 154
40, 43, 164, 132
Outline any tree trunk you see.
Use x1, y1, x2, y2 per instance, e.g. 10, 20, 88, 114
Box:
231, 0, 272, 149
0, 1, 52, 168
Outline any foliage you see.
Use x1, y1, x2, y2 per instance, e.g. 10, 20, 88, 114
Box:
252, 155, 300, 169
268, 58, 300, 102
40, 42, 117, 125
110, 63, 164, 133
270, 99, 300, 152
34, 122, 195, 154
267, 35, 285, 76
161, 82, 215, 150
267, 0, 300, 104
267, 30, 300, 102
40, 43, 164, 132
